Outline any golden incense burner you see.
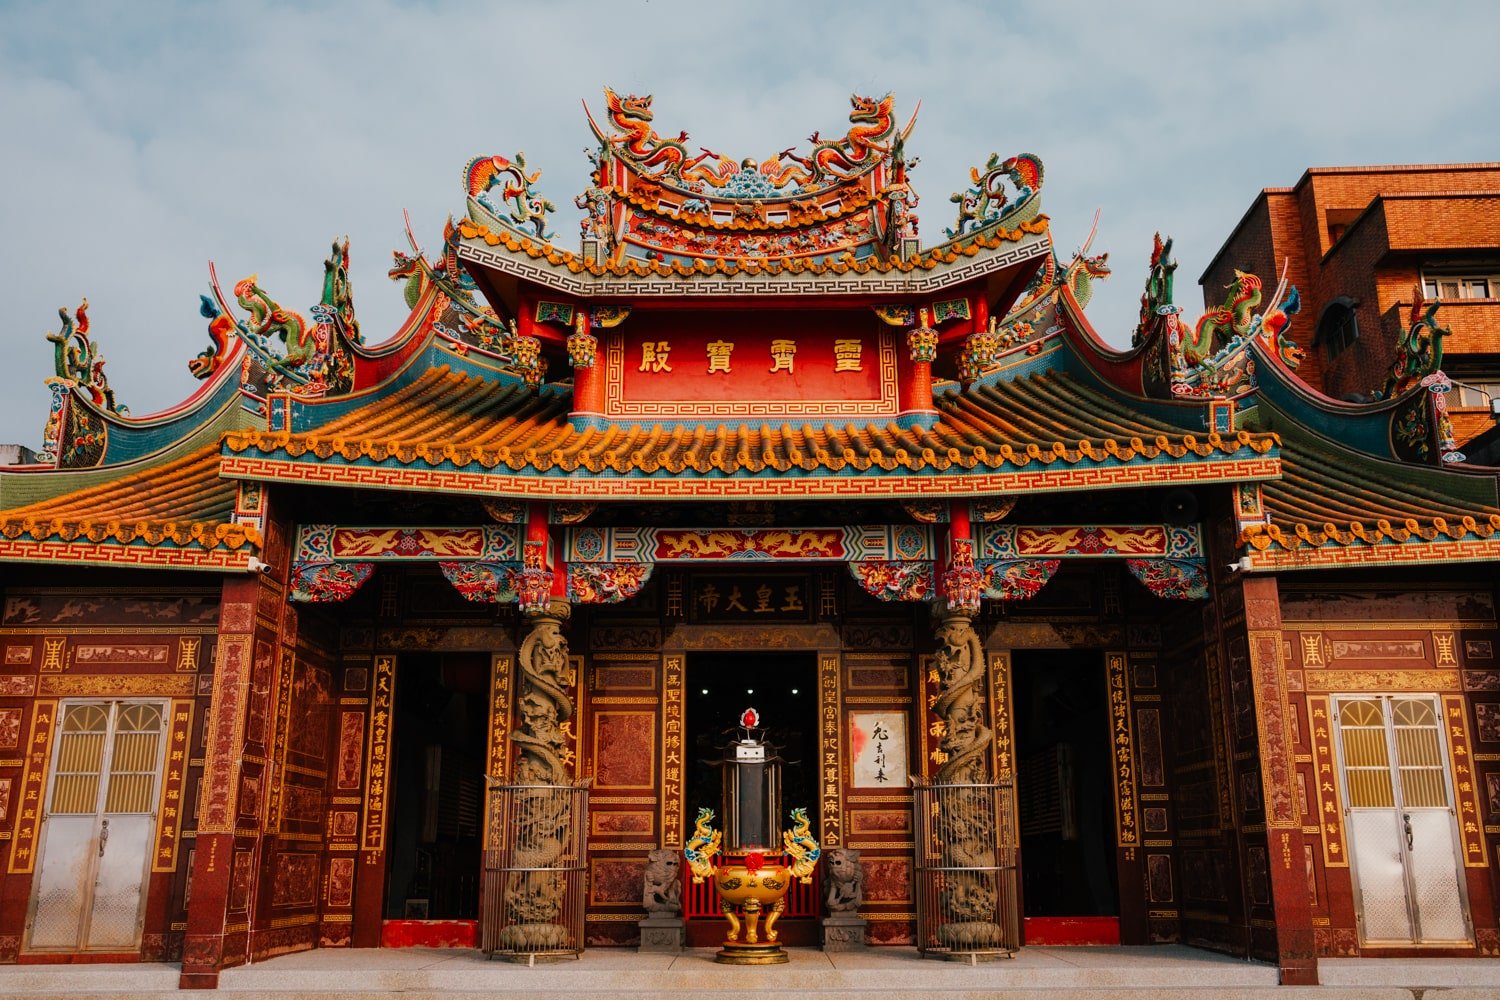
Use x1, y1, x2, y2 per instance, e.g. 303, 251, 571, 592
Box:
684, 806, 820, 965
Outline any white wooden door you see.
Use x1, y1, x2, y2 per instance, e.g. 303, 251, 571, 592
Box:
27, 701, 167, 952
1335, 696, 1471, 945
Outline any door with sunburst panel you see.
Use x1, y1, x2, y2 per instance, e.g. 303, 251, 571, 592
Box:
26, 701, 167, 952
1334, 696, 1471, 945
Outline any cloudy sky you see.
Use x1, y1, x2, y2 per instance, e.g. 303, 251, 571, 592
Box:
3, 0, 1497, 446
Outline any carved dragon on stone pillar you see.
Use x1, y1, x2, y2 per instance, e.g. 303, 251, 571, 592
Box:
928, 606, 1004, 948
500, 600, 577, 952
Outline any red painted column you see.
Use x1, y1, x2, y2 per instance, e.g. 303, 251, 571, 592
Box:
351, 649, 397, 948
1242, 574, 1317, 986
899, 309, 938, 423
568, 312, 604, 419
179, 575, 259, 989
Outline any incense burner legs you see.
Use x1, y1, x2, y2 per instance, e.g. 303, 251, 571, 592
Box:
714, 874, 791, 964
683, 807, 821, 966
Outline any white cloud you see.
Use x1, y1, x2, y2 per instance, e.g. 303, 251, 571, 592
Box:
2, 0, 1497, 444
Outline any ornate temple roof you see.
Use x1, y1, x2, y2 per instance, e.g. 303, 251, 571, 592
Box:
1240, 409, 1500, 569
456, 215, 1050, 300
0, 445, 256, 570
218, 365, 1278, 499
457, 90, 1051, 306
3, 90, 1499, 577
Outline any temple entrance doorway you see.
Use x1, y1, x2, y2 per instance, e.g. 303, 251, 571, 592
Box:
683, 650, 821, 946
384, 652, 488, 926
1013, 650, 1120, 945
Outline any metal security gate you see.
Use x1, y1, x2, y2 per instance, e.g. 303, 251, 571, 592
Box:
480, 779, 589, 962
27, 701, 168, 952
912, 779, 1020, 961
1334, 696, 1472, 945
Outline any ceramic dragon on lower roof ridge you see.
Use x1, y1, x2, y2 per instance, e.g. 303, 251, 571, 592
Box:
978, 229, 1109, 360
946, 152, 1043, 240
1377, 288, 1448, 400
1127, 233, 1304, 401
465, 153, 556, 241
387, 215, 539, 381
46, 299, 126, 415
1183, 269, 1264, 366
195, 239, 360, 398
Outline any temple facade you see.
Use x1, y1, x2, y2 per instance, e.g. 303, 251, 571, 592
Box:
2, 92, 1499, 988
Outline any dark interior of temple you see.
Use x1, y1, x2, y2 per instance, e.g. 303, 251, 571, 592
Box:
1014, 649, 1120, 918
684, 651, 821, 843
384, 652, 489, 920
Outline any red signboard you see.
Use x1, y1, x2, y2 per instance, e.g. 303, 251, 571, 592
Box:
604, 311, 900, 419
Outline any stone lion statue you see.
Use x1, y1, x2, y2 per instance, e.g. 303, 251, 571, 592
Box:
823, 847, 864, 913
642, 848, 682, 916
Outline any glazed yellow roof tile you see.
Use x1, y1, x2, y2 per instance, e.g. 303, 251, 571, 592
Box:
454, 217, 1051, 277
0, 445, 256, 551
222, 366, 1277, 478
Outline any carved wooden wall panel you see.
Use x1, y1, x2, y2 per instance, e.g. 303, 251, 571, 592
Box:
845, 650, 915, 946
582, 648, 655, 946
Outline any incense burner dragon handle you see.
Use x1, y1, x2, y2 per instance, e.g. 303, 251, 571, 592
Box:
684, 807, 722, 882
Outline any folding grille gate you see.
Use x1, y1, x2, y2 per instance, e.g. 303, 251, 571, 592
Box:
27, 701, 168, 952
1334, 696, 1472, 945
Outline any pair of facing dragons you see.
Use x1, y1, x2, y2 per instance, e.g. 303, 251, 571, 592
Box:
599, 88, 901, 190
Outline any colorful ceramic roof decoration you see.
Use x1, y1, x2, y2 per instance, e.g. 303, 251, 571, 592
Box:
1, 89, 1497, 578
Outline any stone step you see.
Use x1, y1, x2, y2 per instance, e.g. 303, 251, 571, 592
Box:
1, 947, 1498, 997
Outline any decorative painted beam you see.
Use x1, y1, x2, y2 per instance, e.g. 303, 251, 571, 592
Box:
563, 525, 935, 564
288, 523, 523, 605
293, 524, 523, 563
974, 523, 1204, 560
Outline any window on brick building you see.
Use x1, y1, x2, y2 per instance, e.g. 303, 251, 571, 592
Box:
1421, 272, 1500, 300
1316, 299, 1359, 359
1446, 378, 1500, 409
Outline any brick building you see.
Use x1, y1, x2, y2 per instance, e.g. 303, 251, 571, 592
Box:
1200, 164, 1500, 454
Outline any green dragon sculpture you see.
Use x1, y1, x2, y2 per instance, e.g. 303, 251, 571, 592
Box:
233, 274, 317, 374
781, 807, 821, 883
46, 299, 125, 414
1379, 290, 1447, 400
1133, 232, 1177, 347
947, 152, 1043, 239
684, 807, 722, 882
1183, 270, 1262, 365
465, 152, 556, 240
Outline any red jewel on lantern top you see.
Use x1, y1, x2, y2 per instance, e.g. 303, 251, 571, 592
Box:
741, 707, 759, 729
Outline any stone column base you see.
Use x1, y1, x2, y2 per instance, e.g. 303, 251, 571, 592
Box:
821, 914, 868, 950
637, 915, 685, 953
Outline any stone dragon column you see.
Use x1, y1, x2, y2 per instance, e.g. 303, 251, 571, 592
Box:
501, 598, 577, 951
929, 605, 1003, 947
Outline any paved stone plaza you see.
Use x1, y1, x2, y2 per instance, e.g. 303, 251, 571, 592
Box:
0, 946, 1497, 999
